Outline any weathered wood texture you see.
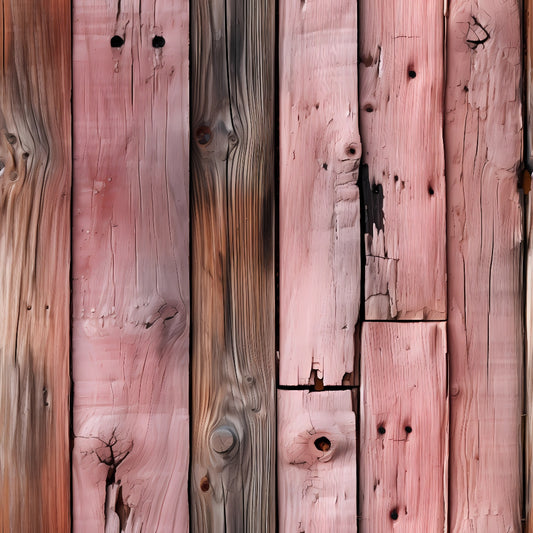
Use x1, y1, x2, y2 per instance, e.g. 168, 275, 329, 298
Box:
278, 390, 357, 532
358, 0, 446, 320
0, 1, 71, 531
279, 0, 361, 386
527, 188, 533, 533
190, 0, 275, 530
72, 0, 189, 530
359, 322, 448, 532
527, 1, 533, 171
446, 2, 523, 530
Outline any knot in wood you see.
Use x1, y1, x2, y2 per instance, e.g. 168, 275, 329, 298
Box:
210, 426, 237, 454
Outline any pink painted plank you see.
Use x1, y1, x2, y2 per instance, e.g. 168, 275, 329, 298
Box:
360, 322, 447, 531
358, 0, 446, 320
278, 390, 357, 532
72, 0, 189, 530
445, 2, 523, 531
279, 0, 361, 386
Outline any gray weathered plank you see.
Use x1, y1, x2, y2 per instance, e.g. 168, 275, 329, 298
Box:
190, 0, 276, 530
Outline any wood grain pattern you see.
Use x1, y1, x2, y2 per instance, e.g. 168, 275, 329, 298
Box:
278, 390, 357, 532
527, 1, 533, 171
72, 0, 189, 530
445, 2, 523, 530
278, 0, 361, 386
359, 322, 448, 532
190, 0, 275, 530
527, 190, 533, 533
0, 1, 71, 531
358, 0, 446, 320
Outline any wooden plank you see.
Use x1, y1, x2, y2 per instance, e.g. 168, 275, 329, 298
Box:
358, 0, 446, 320
359, 322, 448, 531
527, 188, 533, 533
71, 0, 189, 530
445, 2, 523, 530
0, 1, 71, 531
278, 390, 357, 532
278, 0, 361, 386
190, 0, 275, 530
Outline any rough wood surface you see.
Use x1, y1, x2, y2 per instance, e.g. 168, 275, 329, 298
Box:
72, 0, 190, 530
446, 2, 523, 530
360, 322, 448, 532
527, 189, 533, 533
278, 0, 361, 386
190, 0, 275, 530
0, 1, 71, 531
527, 1, 533, 171
358, 0, 446, 320
278, 390, 357, 532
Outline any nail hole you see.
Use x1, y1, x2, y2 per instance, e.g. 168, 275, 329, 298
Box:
463, 85, 469, 92
7, 134, 16, 144
322, 163, 328, 170
200, 476, 210, 492
405, 426, 413, 434
408, 70, 416, 78
45, 305, 49, 310
314, 436, 331, 452
26, 305, 31, 311
22, 152, 29, 159
378, 426, 386, 435
110, 35, 125, 48
195, 126, 211, 145
390, 509, 399, 520
346, 144, 357, 156
364, 104, 374, 112
428, 186, 434, 196
394, 175, 399, 182
152, 35, 166, 48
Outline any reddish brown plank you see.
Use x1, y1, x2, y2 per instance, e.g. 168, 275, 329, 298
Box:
446, 2, 523, 530
72, 0, 190, 530
278, 390, 357, 532
0, 1, 71, 530
279, 0, 361, 386
359, 322, 448, 531
358, 0, 446, 320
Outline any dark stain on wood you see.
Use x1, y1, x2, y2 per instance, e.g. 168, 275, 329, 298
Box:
361, 164, 385, 233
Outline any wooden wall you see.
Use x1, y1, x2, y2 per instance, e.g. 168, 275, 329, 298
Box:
0, 0, 528, 531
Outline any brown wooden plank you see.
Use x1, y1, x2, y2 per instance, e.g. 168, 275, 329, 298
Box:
190, 0, 275, 530
0, 1, 71, 531
278, 390, 357, 532
446, 2, 523, 530
72, 0, 190, 530
278, 0, 361, 386
358, 0, 446, 320
359, 322, 448, 531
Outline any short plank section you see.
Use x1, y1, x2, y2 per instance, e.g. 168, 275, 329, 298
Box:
358, 0, 446, 320
72, 0, 189, 530
360, 322, 447, 531
446, 2, 523, 531
279, 0, 361, 386
0, 1, 71, 531
190, 0, 276, 530
278, 390, 357, 532
527, 188, 533, 533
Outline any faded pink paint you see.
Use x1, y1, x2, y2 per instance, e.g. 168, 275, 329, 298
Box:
360, 322, 448, 532
446, 1, 523, 530
278, 390, 357, 532
279, 0, 361, 386
72, 0, 189, 530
